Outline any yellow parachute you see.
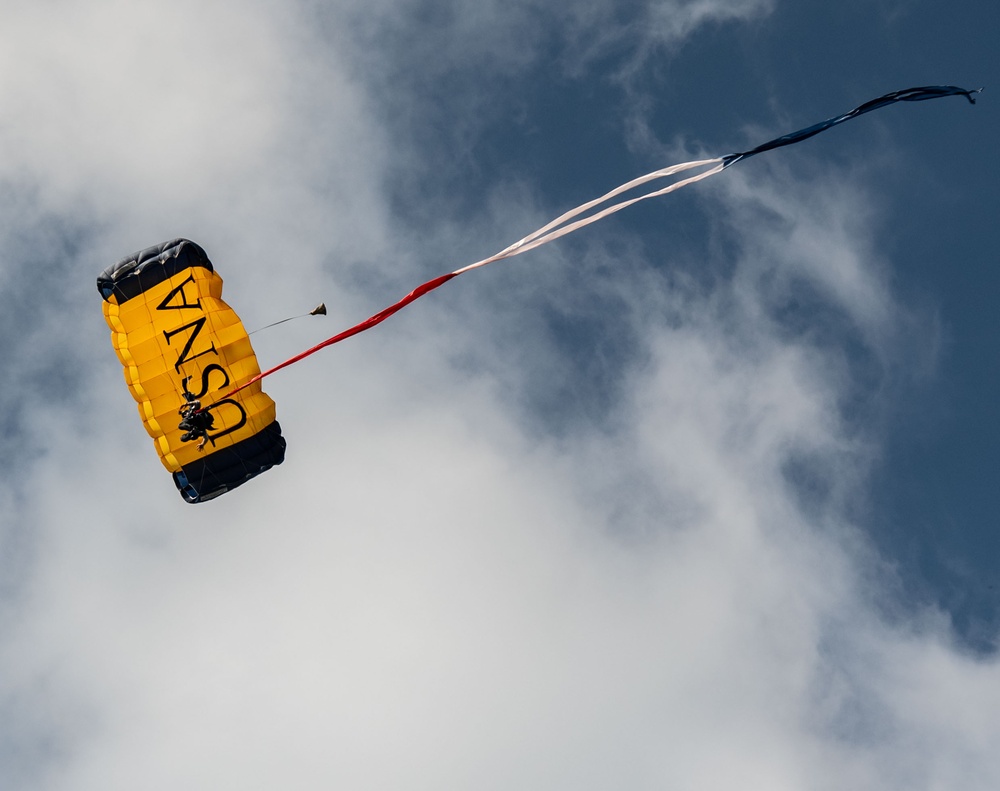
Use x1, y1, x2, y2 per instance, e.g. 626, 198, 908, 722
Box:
96, 90, 978, 503
98, 239, 285, 503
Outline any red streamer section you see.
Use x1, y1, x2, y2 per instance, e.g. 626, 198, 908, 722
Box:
218, 272, 459, 402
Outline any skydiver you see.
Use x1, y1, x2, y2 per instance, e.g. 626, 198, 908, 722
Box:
178, 393, 215, 451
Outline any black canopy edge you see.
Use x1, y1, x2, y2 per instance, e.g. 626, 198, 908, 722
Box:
98, 238, 213, 304
172, 421, 286, 504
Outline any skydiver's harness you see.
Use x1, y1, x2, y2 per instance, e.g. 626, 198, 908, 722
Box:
178, 393, 215, 447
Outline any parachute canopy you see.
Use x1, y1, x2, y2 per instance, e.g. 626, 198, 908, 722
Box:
98, 239, 285, 503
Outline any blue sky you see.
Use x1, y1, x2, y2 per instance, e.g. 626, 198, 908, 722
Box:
1, 0, 998, 788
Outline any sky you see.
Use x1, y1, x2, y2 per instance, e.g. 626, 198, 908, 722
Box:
0, 0, 997, 788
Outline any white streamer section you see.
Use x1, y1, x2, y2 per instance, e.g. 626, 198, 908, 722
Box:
452, 157, 725, 275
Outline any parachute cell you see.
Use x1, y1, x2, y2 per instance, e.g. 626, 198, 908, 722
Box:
98, 239, 285, 503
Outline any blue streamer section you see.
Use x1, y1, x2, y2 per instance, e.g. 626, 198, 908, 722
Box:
721, 85, 981, 169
